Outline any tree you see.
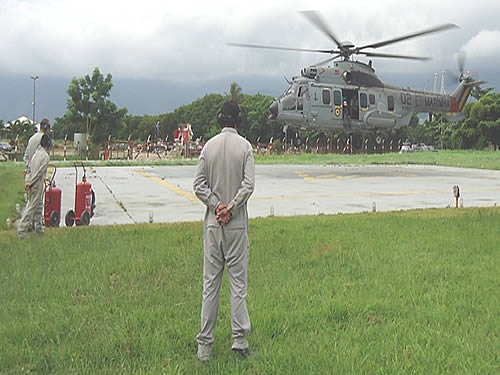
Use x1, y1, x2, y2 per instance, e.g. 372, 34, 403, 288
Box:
0, 120, 5, 139
53, 67, 127, 144
6, 119, 33, 147
225, 82, 243, 103
471, 86, 493, 100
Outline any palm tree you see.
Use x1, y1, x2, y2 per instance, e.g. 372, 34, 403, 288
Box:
225, 82, 243, 103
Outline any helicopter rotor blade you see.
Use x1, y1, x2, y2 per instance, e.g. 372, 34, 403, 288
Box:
357, 23, 458, 51
300, 10, 344, 49
360, 51, 431, 61
314, 54, 342, 66
227, 42, 337, 55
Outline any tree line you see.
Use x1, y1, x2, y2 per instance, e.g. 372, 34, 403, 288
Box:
2, 67, 499, 151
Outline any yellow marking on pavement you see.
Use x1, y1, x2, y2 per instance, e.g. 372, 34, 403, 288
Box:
336, 175, 360, 180
295, 171, 316, 182
135, 169, 199, 202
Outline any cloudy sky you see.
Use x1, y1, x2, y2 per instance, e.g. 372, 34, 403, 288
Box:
1, 0, 499, 120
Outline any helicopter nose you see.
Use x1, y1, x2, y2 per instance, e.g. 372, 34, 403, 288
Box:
269, 101, 278, 119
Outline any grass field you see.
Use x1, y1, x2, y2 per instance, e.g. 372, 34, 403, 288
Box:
1, 154, 499, 373
10, 149, 499, 170
0, 164, 25, 230
255, 150, 500, 170
1, 208, 499, 374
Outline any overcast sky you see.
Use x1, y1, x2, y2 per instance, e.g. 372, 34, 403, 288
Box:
1, 0, 499, 81
1, 0, 499, 122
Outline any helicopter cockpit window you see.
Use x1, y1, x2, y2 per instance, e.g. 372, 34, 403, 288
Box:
284, 82, 298, 96
369, 94, 376, 105
360, 93, 368, 109
297, 86, 306, 110
388, 95, 395, 111
322, 89, 331, 105
334, 91, 341, 106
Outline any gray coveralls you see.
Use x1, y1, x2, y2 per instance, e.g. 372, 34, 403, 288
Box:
18, 146, 49, 236
23, 132, 44, 231
193, 127, 255, 350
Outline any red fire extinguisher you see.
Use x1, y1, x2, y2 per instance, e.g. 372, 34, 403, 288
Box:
44, 164, 62, 227
65, 162, 95, 226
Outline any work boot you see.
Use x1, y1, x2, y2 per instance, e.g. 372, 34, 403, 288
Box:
197, 344, 212, 362
232, 338, 253, 359
232, 347, 253, 359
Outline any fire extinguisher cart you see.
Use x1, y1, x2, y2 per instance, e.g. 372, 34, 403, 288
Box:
65, 162, 95, 226
44, 164, 62, 227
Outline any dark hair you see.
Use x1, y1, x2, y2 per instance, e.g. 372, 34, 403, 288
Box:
40, 134, 52, 148
40, 118, 51, 131
217, 100, 242, 127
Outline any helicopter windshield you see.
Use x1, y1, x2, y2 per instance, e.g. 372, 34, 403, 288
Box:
283, 82, 298, 96
281, 81, 308, 111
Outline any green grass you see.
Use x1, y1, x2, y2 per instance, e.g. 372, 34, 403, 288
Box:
1, 154, 499, 374
5, 149, 500, 170
1, 207, 499, 374
51, 150, 500, 170
0, 163, 25, 230
255, 150, 500, 170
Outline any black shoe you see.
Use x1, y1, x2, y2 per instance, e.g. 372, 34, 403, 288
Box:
232, 347, 253, 359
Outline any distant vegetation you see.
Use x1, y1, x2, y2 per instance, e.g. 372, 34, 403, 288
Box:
407, 88, 500, 150
22, 67, 493, 151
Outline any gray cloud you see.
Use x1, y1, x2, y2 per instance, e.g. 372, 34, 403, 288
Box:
1, 0, 498, 81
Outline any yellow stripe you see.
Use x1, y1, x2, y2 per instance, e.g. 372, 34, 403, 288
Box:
135, 169, 199, 202
459, 86, 471, 111
295, 171, 316, 182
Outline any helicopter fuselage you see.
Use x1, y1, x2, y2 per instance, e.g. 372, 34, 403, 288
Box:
270, 60, 469, 132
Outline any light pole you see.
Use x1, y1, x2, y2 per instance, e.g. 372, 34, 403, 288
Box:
30, 75, 39, 126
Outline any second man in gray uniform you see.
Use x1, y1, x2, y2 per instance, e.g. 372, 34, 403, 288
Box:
23, 118, 51, 232
193, 100, 255, 361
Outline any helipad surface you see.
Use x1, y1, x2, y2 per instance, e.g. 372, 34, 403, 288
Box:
54, 164, 500, 226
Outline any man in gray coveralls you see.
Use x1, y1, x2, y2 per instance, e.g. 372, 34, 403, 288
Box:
23, 118, 51, 232
18, 134, 52, 238
193, 100, 255, 362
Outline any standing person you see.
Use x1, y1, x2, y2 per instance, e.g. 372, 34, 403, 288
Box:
17, 134, 52, 238
23, 118, 50, 231
24, 118, 50, 174
193, 100, 255, 362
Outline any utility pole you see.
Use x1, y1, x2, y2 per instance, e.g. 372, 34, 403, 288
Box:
30, 75, 39, 126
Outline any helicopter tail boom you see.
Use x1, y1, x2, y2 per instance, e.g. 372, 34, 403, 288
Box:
451, 78, 484, 112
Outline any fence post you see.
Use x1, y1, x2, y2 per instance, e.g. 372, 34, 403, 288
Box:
63, 134, 67, 161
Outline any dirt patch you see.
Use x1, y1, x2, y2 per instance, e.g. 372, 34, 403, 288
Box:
318, 243, 338, 254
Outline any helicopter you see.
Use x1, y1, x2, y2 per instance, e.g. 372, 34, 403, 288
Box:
229, 11, 483, 143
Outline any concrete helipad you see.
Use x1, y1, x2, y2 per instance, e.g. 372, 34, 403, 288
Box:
54, 164, 500, 226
